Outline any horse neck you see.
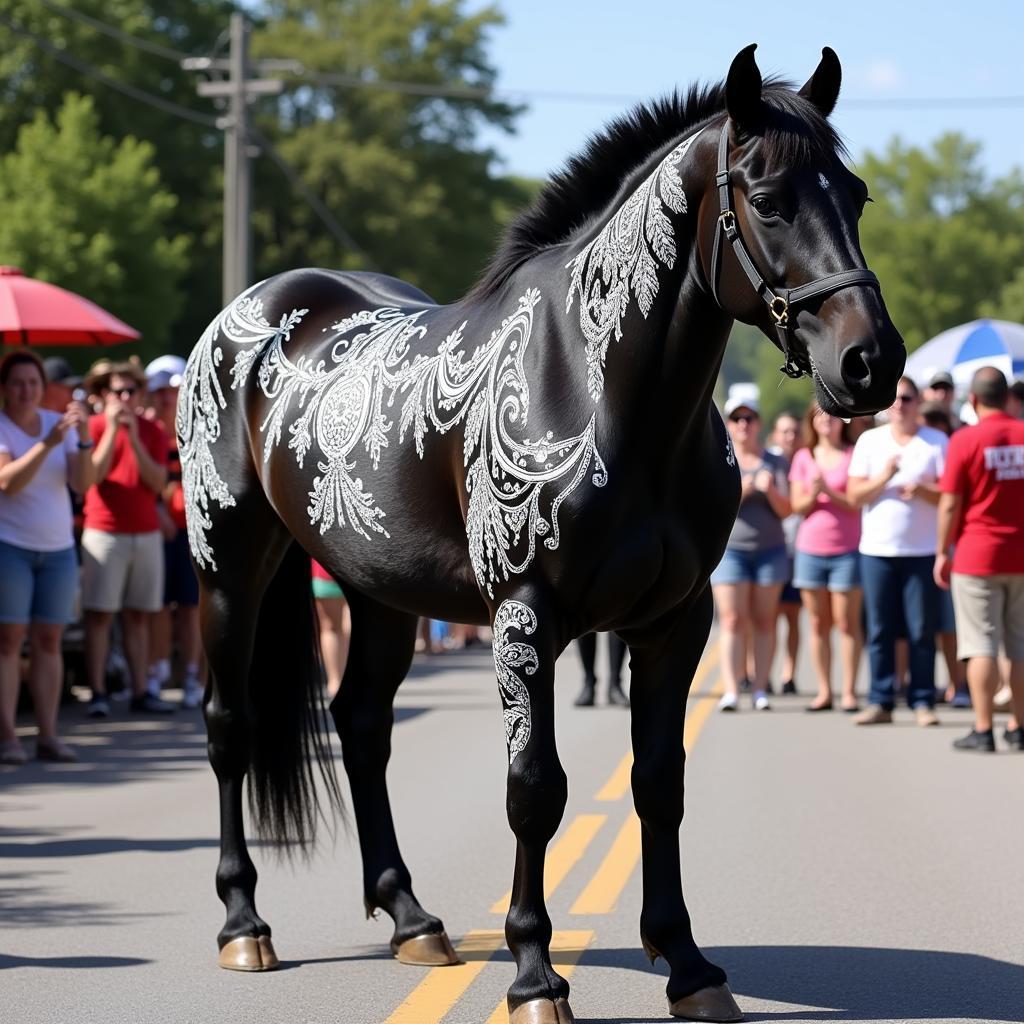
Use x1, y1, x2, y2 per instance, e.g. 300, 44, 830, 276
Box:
560, 125, 730, 436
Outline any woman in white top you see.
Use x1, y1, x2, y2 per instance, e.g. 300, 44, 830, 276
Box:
0, 351, 94, 763
847, 376, 948, 726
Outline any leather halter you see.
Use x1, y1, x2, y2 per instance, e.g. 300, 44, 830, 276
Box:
709, 122, 881, 379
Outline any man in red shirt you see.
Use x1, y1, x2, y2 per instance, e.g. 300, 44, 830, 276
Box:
936, 367, 1024, 752
82, 364, 174, 716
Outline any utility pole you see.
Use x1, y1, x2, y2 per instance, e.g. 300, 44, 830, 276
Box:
183, 14, 295, 304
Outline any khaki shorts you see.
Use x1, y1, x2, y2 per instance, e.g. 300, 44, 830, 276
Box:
950, 573, 1024, 661
81, 529, 164, 613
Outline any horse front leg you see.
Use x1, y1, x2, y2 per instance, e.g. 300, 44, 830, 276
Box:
330, 592, 458, 966
626, 587, 741, 1022
492, 593, 572, 1024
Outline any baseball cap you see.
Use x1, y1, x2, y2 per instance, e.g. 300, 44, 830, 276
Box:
146, 369, 181, 391
145, 354, 187, 379
723, 383, 761, 418
928, 370, 954, 389
42, 356, 83, 388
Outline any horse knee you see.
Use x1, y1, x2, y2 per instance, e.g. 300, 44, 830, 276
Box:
506, 753, 567, 843
204, 702, 249, 775
632, 757, 684, 828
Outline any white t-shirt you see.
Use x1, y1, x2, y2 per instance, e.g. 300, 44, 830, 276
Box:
848, 424, 948, 557
0, 409, 78, 551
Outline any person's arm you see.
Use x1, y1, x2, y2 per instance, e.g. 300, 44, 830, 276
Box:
933, 492, 964, 590
754, 465, 791, 519
789, 475, 822, 515
91, 401, 121, 482
65, 401, 96, 494
0, 416, 71, 496
901, 480, 942, 506
847, 455, 900, 507
127, 417, 168, 494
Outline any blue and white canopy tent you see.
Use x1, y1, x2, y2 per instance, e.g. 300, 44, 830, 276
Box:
905, 319, 1024, 394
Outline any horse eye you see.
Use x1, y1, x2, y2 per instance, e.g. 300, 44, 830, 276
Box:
750, 196, 779, 218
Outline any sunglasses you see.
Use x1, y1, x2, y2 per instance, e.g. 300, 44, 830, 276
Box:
894, 393, 918, 405
110, 386, 137, 398
729, 413, 757, 424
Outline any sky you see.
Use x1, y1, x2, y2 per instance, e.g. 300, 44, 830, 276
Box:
470, 0, 1023, 183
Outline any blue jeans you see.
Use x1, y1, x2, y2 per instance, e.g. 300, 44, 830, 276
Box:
0, 540, 78, 624
860, 554, 937, 709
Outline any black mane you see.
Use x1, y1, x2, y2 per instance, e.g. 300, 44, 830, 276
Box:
469, 77, 847, 300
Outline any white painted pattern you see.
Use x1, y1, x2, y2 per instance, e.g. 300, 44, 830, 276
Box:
565, 129, 703, 401
491, 599, 538, 764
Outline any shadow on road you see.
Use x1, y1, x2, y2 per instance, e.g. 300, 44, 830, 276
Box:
573, 944, 1024, 1023
0, 953, 150, 970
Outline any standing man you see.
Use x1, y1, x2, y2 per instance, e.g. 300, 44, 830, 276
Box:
923, 370, 961, 430
82, 363, 174, 716
935, 367, 1024, 751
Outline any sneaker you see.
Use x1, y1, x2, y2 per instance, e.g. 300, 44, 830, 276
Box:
781, 679, 798, 696
0, 738, 28, 765
993, 686, 1013, 711
181, 677, 204, 710
146, 675, 163, 698
914, 706, 939, 727
752, 691, 772, 711
1004, 726, 1024, 751
952, 728, 995, 752
764, 681, 775, 696
854, 704, 893, 726
950, 689, 972, 709
87, 695, 110, 718
129, 693, 176, 714
718, 693, 739, 713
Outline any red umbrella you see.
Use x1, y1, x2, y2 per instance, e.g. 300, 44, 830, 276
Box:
0, 266, 140, 345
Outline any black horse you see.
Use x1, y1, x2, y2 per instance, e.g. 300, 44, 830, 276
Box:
178, 45, 904, 1024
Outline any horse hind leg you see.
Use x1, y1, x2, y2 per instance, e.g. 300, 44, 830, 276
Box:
198, 494, 339, 971
329, 590, 458, 967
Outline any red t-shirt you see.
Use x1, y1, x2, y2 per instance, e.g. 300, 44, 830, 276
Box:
83, 414, 168, 533
940, 412, 1024, 575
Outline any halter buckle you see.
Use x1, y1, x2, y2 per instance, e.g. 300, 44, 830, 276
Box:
718, 210, 736, 229
768, 295, 789, 327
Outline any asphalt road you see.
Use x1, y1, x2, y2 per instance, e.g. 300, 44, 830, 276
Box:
3, 635, 1023, 1024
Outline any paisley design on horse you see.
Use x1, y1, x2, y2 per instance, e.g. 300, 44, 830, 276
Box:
565, 130, 702, 401
491, 599, 539, 764
182, 286, 608, 593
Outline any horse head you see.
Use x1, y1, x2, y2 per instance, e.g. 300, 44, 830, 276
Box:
700, 44, 905, 416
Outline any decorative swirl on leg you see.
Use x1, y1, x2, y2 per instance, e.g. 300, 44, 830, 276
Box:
492, 600, 539, 765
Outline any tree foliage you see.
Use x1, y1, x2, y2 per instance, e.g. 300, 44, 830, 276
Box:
857, 134, 1024, 351
0, 92, 189, 352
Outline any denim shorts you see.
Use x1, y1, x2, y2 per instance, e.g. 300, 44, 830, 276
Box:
711, 544, 790, 587
0, 539, 79, 625
793, 549, 861, 593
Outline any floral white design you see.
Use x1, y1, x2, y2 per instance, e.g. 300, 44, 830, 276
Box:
188, 287, 607, 592
492, 599, 538, 764
818, 172, 831, 190
177, 286, 308, 571
565, 129, 703, 401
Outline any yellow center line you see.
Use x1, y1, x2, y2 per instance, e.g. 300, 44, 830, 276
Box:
594, 644, 721, 802
491, 813, 607, 914
482, 931, 594, 1024
382, 930, 505, 1024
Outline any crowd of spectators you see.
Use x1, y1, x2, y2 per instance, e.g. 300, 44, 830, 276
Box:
714, 368, 1024, 753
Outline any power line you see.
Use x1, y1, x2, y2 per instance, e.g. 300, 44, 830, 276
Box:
37, 0, 188, 63
0, 14, 218, 128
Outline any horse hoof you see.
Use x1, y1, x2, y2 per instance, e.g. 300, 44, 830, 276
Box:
508, 997, 576, 1024
391, 931, 460, 966
669, 983, 743, 1022
218, 935, 280, 972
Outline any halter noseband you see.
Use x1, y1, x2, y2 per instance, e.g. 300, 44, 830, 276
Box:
709, 122, 881, 379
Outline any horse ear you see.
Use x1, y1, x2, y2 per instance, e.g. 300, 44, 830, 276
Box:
798, 47, 842, 117
725, 44, 764, 133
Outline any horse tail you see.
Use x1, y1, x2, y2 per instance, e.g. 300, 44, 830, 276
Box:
246, 539, 344, 853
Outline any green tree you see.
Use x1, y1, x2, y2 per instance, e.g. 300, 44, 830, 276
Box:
857, 134, 1024, 351
0, 92, 189, 355
250, 0, 531, 301
984, 266, 1024, 324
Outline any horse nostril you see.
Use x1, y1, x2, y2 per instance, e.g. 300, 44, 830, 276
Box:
840, 344, 872, 388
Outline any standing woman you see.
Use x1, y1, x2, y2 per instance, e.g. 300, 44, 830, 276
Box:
712, 392, 792, 711
789, 404, 863, 712
0, 351, 94, 763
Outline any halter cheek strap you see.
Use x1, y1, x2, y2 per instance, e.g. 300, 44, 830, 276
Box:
709, 122, 881, 379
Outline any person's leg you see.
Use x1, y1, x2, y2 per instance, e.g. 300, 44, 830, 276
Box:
121, 608, 151, 698
574, 633, 598, 706
0, 623, 28, 743
750, 582, 783, 703
965, 656, 999, 733
606, 632, 629, 705
801, 586, 833, 708
859, 555, 900, 711
26, 622, 63, 741
713, 581, 750, 708
315, 595, 348, 699
779, 599, 800, 691
84, 610, 114, 698
833, 587, 863, 710
178, 604, 202, 677
903, 557, 938, 712
148, 605, 172, 692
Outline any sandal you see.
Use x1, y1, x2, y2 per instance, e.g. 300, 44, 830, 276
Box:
0, 738, 29, 765
36, 737, 78, 763
805, 700, 833, 712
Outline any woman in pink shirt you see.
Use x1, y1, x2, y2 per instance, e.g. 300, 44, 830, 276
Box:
789, 404, 863, 712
